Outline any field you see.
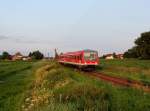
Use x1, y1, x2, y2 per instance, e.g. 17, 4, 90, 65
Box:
0, 60, 150, 111
0, 61, 35, 111
98, 59, 150, 85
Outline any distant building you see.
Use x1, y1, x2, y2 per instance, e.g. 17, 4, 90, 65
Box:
22, 56, 32, 61
105, 54, 114, 60
11, 52, 31, 61
104, 53, 124, 60
12, 52, 23, 61
116, 54, 124, 59
43, 57, 54, 60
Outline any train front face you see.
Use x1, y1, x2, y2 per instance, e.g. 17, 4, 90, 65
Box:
83, 50, 99, 66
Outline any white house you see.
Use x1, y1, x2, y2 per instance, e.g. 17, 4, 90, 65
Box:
105, 54, 114, 60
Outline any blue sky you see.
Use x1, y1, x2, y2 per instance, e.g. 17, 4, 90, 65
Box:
0, 0, 150, 56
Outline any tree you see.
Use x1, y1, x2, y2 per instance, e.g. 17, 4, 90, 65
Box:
29, 52, 32, 57
134, 32, 150, 59
113, 52, 117, 58
124, 31, 150, 59
1, 51, 11, 60
29, 51, 44, 60
124, 47, 138, 58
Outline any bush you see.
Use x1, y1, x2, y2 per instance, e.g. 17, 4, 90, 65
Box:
29, 51, 44, 60
1, 51, 11, 60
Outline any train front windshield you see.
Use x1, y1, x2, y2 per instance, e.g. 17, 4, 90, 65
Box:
84, 51, 98, 61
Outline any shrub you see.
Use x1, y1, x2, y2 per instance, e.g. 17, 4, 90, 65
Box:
29, 51, 44, 60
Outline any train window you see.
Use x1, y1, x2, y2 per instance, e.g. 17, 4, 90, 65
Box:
84, 51, 98, 61
80, 55, 82, 60
72, 56, 74, 59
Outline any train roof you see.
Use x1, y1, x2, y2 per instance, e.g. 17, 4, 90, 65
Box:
83, 49, 97, 52
60, 49, 97, 56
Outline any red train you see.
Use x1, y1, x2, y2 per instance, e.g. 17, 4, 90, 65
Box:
58, 49, 99, 69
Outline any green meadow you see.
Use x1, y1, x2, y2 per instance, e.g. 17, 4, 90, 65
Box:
0, 60, 150, 111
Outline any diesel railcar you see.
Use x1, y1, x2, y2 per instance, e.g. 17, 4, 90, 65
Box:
58, 49, 99, 69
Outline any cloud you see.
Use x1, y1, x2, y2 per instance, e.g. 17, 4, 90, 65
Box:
0, 35, 8, 40
12, 37, 64, 46
13, 38, 40, 44
0, 35, 63, 48
0, 35, 40, 44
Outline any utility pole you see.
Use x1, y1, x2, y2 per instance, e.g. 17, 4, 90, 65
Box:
48, 52, 50, 60
54, 48, 59, 60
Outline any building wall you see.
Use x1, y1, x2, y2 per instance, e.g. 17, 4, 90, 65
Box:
105, 56, 114, 60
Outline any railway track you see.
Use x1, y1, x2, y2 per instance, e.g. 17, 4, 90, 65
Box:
84, 71, 150, 93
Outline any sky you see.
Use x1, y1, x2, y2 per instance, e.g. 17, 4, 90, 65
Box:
0, 0, 150, 56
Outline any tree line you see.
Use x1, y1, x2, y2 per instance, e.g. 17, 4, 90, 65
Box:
124, 31, 150, 59
0, 50, 44, 60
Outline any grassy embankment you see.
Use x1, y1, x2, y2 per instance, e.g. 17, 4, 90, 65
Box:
98, 59, 150, 85
1, 60, 150, 111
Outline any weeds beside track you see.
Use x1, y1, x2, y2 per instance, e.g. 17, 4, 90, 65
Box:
83, 71, 150, 93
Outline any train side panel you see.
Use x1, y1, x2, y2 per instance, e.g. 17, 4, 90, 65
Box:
58, 50, 99, 68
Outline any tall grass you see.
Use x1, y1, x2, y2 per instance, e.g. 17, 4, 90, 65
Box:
0, 61, 35, 111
